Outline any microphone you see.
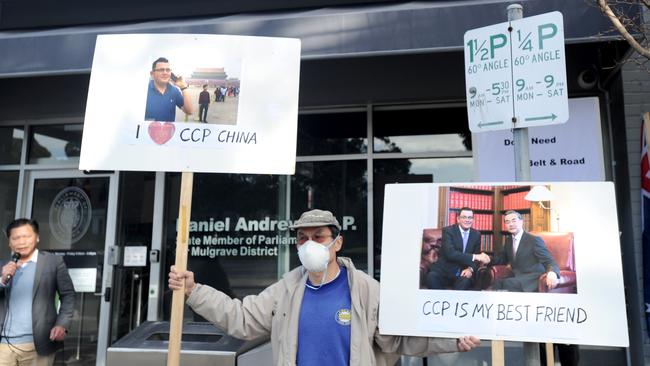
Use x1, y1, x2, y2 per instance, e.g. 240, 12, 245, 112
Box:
4, 253, 21, 283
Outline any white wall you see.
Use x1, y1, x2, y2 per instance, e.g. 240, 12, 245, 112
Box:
548, 184, 573, 233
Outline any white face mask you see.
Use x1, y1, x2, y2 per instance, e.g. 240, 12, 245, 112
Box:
297, 235, 338, 273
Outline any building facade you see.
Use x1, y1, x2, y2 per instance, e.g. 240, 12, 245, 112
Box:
0, 0, 646, 364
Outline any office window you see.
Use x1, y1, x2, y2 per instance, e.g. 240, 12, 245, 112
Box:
297, 111, 367, 155
374, 107, 471, 154
0, 171, 18, 255
162, 171, 286, 321
292, 160, 368, 271
29, 124, 82, 164
0, 127, 23, 164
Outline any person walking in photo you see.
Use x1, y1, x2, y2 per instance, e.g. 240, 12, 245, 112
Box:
198, 84, 211, 123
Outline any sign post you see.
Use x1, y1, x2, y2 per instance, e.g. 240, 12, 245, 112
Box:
512, 2, 530, 182
465, 3, 567, 365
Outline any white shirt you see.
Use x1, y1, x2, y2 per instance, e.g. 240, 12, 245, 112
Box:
457, 226, 470, 238
512, 231, 524, 256
458, 226, 478, 266
18, 248, 39, 267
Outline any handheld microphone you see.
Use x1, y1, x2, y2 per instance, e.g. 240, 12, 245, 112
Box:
4, 253, 21, 283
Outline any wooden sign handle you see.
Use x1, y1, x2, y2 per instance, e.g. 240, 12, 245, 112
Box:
167, 172, 194, 366
492, 340, 504, 366
545, 342, 555, 366
493, 339, 555, 365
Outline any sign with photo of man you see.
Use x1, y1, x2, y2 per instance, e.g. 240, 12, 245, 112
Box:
80, 34, 301, 174
379, 182, 628, 347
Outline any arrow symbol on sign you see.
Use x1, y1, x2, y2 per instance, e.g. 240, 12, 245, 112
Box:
478, 121, 504, 128
524, 114, 557, 122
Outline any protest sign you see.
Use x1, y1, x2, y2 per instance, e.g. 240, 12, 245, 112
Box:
379, 182, 628, 347
80, 34, 300, 174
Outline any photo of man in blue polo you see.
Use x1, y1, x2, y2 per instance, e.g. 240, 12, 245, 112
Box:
144, 57, 194, 122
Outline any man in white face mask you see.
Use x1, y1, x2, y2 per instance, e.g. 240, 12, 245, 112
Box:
169, 209, 480, 365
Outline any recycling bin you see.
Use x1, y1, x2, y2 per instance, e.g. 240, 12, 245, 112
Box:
106, 321, 270, 366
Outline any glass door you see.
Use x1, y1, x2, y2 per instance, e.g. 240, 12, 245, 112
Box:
25, 170, 118, 366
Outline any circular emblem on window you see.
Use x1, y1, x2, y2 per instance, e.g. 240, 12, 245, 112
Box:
49, 186, 92, 244
335, 309, 351, 326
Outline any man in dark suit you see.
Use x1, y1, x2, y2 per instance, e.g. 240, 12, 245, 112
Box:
426, 207, 490, 290
0, 218, 75, 365
492, 210, 560, 292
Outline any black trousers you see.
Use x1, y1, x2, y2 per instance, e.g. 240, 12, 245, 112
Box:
199, 104, 209, 122
426, 269, 473, 290
540, 343, 580, 366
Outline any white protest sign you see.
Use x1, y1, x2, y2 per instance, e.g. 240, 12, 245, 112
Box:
472, 97, 604, 181
465, 11, 568, 132
80, 34, 301, 174
379, 182, 628, 346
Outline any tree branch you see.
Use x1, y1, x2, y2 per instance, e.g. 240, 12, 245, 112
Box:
598, 0, 650, 59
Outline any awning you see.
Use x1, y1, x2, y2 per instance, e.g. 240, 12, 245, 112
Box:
0, 0, 631, 77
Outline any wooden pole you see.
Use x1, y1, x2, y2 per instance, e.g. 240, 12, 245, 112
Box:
544, 342, 554, 366
492, 340, 505, 365
167, 172, 194, 366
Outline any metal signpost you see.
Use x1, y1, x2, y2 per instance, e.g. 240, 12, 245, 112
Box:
464, 4, 568, 364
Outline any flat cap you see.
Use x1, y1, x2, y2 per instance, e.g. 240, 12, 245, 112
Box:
290, 209, 341, 230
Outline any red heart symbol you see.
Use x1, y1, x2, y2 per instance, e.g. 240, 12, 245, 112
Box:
148, 122, 175, 145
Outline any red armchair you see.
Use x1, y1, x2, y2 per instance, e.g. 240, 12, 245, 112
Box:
420, 228, 443, 289
479, 232, 577, 294
534, 231, 576, 294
